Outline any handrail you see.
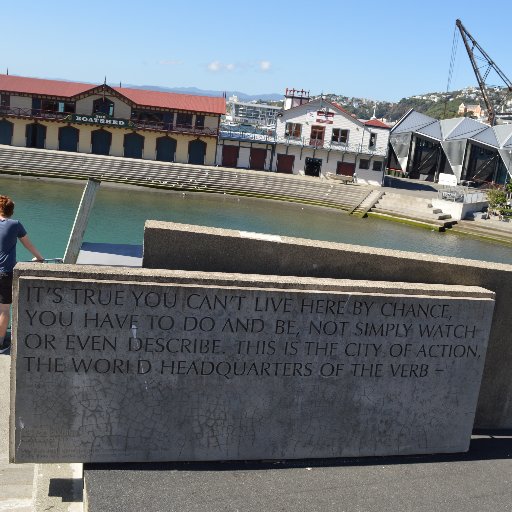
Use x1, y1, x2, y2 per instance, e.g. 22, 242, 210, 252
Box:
0, 106, 70, 121
219, 127, 386, 155
438, 186, 487, 204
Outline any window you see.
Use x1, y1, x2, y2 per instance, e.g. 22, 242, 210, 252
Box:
40, 99, 75, 113
372, 160, 382, 172
195, 115, 205, 129
93, 98, 114, 116
310, 125, 325, 147
332, 128, 349, 144
285, 122, 302, 138
369, 132, 377, 149
131, 109, 164, 124
63, 102, 75, 113
176, 113, 193, 127
0, 94, 10, 109
359, 159, 370, 170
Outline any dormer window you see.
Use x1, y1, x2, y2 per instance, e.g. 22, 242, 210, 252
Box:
93, 98, 114, 116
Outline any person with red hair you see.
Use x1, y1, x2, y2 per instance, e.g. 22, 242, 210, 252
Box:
0, 195, 44, 354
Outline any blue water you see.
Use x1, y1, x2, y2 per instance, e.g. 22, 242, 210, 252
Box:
1, 175, 510, 265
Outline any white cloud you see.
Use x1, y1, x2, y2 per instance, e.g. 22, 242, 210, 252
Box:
208, 61, 236, 72
158, 59, 182, 66
208, 60, 222, 72
207, 60, 271, 72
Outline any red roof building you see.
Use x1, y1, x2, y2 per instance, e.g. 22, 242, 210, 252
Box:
0, 73, 226, 165
0, 74, 225, 115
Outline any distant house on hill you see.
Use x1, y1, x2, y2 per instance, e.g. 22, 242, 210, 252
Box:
458, 102, 484, 118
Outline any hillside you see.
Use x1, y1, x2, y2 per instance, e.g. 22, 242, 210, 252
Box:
124, 82, 510, 122
317, 86, 511, 122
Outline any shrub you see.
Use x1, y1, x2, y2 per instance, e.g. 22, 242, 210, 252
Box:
486, 187, 508, 216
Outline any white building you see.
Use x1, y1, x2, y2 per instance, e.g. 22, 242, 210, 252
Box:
229, 100, 282, 126
272, 95, 390, 181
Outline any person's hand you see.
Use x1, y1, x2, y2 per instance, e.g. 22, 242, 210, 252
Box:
32, 257, 45, 263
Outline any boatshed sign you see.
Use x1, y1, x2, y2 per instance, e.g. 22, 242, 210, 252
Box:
67, 113, 134, 128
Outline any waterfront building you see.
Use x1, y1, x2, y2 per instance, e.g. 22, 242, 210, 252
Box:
218, 89, 390, 181
272, 91, 389, 178
0, 74, 225, 165
388, 109, 512, 185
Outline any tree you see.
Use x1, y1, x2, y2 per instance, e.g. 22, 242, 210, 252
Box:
485, 187, 508, 218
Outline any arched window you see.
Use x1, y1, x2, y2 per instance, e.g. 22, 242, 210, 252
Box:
93, 98, 114, 116
188, 139, 206, 165
156, 136, 177, 162
0, 119, 13, 145
91, 129, 112, 155
58, 126, 79, 152
26, 123, 46, 149
124, 133, 144, 159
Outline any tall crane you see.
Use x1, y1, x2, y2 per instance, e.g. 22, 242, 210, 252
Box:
456, 19, 512, 126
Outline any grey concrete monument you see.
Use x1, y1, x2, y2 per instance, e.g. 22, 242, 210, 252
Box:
142, 221, 512, 430
11, 264, 494, 463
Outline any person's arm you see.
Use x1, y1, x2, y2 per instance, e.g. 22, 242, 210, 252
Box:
19, 235, 44, 262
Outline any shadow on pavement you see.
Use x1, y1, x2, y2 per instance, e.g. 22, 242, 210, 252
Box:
48, 478, 83, 502
383, 176, 438, 192
84, 431, 512, 473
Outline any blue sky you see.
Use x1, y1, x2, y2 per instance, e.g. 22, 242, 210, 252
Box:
2, 0, 510, 102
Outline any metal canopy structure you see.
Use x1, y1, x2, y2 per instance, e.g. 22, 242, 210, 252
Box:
389, 110, 512, 184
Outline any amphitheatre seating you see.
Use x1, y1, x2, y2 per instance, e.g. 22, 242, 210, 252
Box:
0, 145, 372, 212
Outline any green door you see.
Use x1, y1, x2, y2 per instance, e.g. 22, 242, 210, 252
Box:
91, 130, 112, 155
26, 124, 46, 148
58, 126, 79, 152
156, 137, 177, 162
124, 133, 144, 159
0, 120, 13, 145
188, 139, 206, 165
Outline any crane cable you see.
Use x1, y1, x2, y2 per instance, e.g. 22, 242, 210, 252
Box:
443, 25, 459, 118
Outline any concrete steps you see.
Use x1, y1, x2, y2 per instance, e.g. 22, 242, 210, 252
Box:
351, 190, 383, 217
369, 208, 453, 231
450, 220, 512, 246
370, 191, 456, 229
0, 145, 371, 212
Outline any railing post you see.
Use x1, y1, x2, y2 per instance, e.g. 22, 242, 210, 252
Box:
63, 178, 101, 264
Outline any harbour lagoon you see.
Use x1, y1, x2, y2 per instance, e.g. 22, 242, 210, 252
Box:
2, 175, 510, 265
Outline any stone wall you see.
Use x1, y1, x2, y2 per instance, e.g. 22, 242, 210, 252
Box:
143, 220, 512, 429
11, 264, 493, 462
